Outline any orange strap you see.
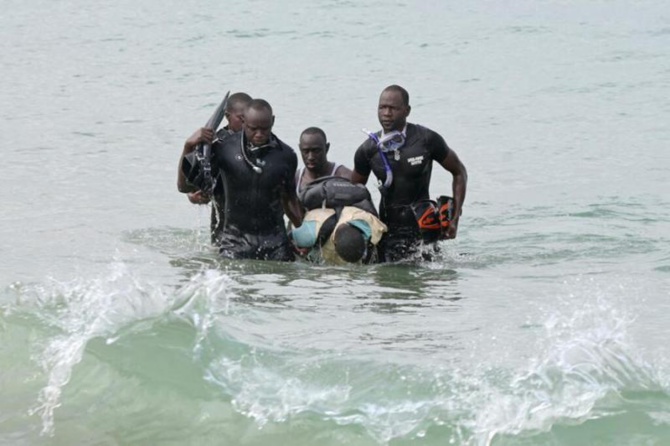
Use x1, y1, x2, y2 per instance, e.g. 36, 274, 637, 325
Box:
417, 207, 441, 231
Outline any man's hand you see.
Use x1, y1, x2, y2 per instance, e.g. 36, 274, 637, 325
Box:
438, 216, 459, 240
444, 218, 459, 239
187, 191, 211, 205
184, 128, 215, 153
293, 245, 310, 257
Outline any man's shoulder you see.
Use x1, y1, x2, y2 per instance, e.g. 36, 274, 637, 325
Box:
215, 127, 235, 140
334, 164, 353, 180
406, 123, 447, 149
215, 130, 241, 149
355, 137, 377, 155
273, 135, 297, 156
407, 122, 436, 137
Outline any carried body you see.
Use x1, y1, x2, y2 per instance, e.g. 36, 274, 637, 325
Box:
292, 176, 387, 264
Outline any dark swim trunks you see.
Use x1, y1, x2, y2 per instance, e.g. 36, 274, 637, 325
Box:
218, 226, 294, 261
377, 204, 440, 262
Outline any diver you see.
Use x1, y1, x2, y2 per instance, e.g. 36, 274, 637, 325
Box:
178, 98, 303, 261
351, 85, 467, 262
178, 92, 252, 244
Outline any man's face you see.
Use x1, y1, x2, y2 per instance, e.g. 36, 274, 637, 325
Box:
243, 107, 274, 146
299, 133, 329, 173
377, 90, 410, 132
225, 103, 246, 132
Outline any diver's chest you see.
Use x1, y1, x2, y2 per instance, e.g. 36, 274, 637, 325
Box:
373, 146, 430, 177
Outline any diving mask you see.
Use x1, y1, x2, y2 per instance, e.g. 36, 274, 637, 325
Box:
377, 131, 405, 152
362, 129, 406, 153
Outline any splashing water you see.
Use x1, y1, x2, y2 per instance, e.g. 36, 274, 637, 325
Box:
15, 262, 172, 435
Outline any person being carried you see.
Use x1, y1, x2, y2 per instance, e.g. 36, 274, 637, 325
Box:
351, 84, 468, 262
291, 176, 387, 265
177, 92, 252, 244
290, 127, 384, 264
178, 98, 303, 261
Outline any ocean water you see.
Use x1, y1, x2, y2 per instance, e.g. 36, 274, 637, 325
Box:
1, 0, 669, 444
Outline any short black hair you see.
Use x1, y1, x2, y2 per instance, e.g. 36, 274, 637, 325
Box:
227, 92, 252, 112
334, 224, 366, 263
247, 98, 273, 115
300, 126, 327, 142
383, 84, 410, 106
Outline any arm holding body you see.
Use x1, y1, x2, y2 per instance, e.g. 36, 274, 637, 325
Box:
281, 188, 304, 228
351, 142, 371, 185
187, 191, 211, 204
281, 152, 304, 228
350, 170, 368, 185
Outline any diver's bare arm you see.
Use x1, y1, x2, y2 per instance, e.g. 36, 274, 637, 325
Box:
440, 150, 468, 239
350, 170, 369, 185
282, 190, 304, 228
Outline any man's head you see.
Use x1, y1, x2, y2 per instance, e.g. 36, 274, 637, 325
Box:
243, 99, 274, 147
225, 92, 252, 132
299, 127, 330, 174
333, 223, 366, 263
377, 85, 411, 133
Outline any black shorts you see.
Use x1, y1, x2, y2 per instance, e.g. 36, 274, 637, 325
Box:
217, 227, 295, 262
379, 204, 440, 263
378, 228, 439, 263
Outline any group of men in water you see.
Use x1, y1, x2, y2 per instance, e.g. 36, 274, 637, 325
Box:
177, 85, 468, 264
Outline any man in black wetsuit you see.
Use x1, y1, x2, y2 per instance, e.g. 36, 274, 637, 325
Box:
178, 99, 303, 261
351, 85, 468, 262
178, 92, 252, 244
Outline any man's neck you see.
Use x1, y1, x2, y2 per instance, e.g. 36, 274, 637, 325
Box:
382, 124, 408, 137
245, 133, 276, 153
306, 161, 334, 180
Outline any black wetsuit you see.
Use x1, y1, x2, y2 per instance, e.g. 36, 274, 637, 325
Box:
181, 127, 236, 245
353, 123, 450, 262
209, 127, 236, 244
209, 131, 298, 261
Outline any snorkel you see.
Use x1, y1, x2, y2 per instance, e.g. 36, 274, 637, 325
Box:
196, 91, 230, 195
362, 129, 393, 193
